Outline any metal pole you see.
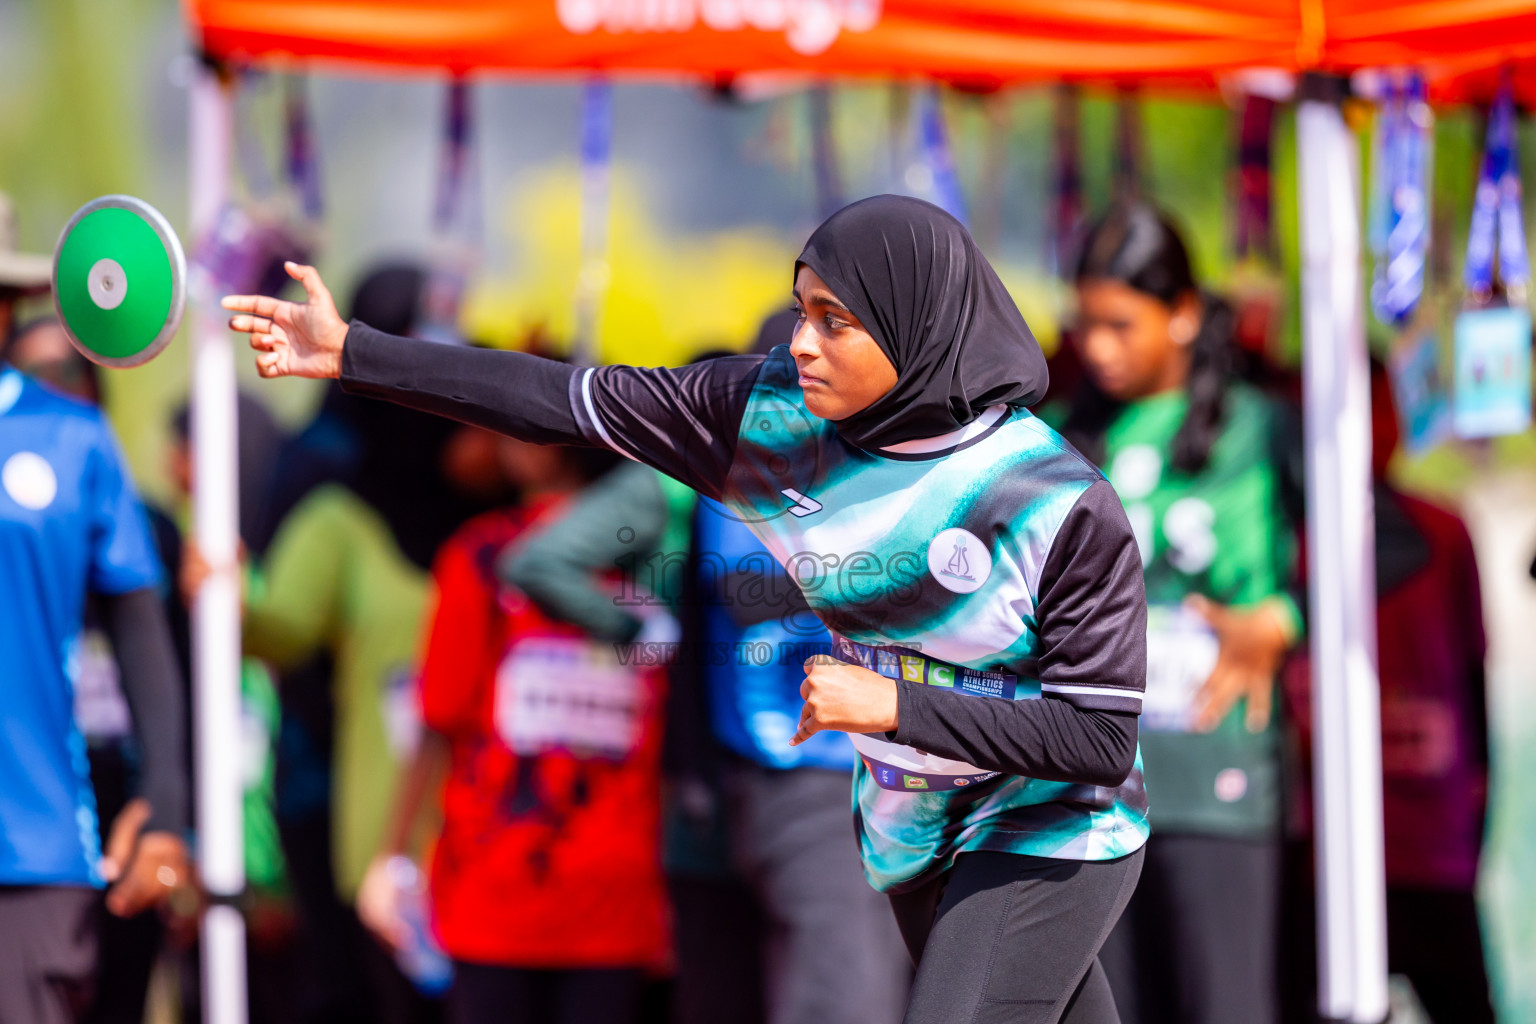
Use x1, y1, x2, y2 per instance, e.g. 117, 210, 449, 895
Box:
1295, 76, 1389, 1024
189, 61, 249, 1024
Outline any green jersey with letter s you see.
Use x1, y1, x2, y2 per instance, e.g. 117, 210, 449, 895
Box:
1102, 385, 1299, 838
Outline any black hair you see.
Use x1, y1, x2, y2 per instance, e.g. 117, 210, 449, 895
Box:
1061, 202, 1234, 475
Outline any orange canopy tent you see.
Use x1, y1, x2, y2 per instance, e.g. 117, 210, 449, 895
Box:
187, 0, 1536, 98
174, 7, 1536, 1024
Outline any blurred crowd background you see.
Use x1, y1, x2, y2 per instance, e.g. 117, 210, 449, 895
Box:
5, 2, 1536, 1023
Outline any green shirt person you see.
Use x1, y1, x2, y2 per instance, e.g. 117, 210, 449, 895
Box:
244, 484, 432, 899
1058, 202, 1300, 1024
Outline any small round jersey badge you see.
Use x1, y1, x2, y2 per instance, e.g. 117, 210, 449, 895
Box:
927, 527, 992, 594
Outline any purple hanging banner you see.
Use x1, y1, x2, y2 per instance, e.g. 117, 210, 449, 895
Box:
1464, 70, 1528, 302
1233, 93, 1276, 260
434, 78, 474, 236
419, 76, 480, 345
1370, 71, 1430, 326
1051, 84, 1081, 277
920, 85, 967, 225
1113, 86, 1142, 202
810, 86, 843, 220
574, 77, 614, 365
285, 75, 323, 221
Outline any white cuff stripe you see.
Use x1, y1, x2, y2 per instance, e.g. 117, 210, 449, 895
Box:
1041, 683, 1143, 704
580, 368, 638, 463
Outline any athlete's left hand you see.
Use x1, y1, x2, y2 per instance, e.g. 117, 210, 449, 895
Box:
1187, 595, 1292, 733
793, 655, 899, 745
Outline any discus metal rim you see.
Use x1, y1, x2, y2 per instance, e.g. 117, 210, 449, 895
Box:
52, 194, 187, 369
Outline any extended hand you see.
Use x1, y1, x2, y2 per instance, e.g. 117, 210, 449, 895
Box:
793, 655, 899, 746
100, 799, 191, 918
1187, 595, 1291, 733
223, 262, 349, 380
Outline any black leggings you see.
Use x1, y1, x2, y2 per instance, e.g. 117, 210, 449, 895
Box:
446, 962, 643, 1024
888, 848, 1143, 1024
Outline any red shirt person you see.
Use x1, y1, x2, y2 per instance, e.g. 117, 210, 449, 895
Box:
362, 437, 666, 1024
422, 500, 669, 969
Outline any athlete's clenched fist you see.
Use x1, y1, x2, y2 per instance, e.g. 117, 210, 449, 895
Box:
792, 654, 900, 746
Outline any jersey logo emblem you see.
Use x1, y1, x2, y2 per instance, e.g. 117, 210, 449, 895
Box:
3, 451, 58, 511
781, 488, 823, 518
927, 528, 992, 594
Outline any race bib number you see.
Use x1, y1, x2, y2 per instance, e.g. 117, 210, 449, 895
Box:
834, 636, 1013, 791
494, 637, 645, 760
1142, 605, 1219, 733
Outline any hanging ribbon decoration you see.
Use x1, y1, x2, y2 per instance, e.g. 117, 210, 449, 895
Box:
1113, 86, 1143, 202
1369, 72, 1431, 326
888, 84, 911, 192
285, 75, 323, 222
809, 86, 843, 221
419, 77, 480, 346
574, 77, 614, 366
1465, 71, 1529, 305
232, 69, 276, 201
1050, 84, 1082, 278
1233, 93, 1276, 262
974, 91, 1010, 255
195, 70, 318, 299
920, 85, 967, 225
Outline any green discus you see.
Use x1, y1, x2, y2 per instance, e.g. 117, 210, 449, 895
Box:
52, 195, 186, 368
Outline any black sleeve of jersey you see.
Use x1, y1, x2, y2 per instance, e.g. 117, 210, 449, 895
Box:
1032, 478, 1147, 714
339, 322, 764, 499
340, 322, 587, 445
101, 588, 189, 834
891, 687, 1137, 788
888, 477, 1145, 786
568, 357, 764, 500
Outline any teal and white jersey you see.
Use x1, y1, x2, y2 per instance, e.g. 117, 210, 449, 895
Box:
342, 323, 1150, 896
717, 350, 1149, 892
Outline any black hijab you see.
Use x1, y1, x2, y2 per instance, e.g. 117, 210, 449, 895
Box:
795, 195, 1048, 450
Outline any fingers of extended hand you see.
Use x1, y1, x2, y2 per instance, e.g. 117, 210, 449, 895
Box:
256, 351, 284, 378
221, 294, 283, 318
227, 313, 276, 335
285, 261, 331, 304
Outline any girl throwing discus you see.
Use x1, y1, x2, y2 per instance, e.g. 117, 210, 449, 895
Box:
226, 195, 1150, 1024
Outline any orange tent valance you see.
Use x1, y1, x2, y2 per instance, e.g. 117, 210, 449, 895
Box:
187, 1, 1536, 98
185, 0, 1306, 83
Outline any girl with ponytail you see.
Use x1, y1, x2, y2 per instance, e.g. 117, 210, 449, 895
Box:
1065, 203, 1300, 1024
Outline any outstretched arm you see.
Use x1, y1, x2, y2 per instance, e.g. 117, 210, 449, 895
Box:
224, 263, 763, 498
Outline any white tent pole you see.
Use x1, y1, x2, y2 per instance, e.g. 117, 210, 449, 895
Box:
189, 61, 249, 1024
1295, 77, 1389, 1024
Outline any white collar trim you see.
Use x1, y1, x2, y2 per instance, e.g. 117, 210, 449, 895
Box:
879, 405, 1008, 454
